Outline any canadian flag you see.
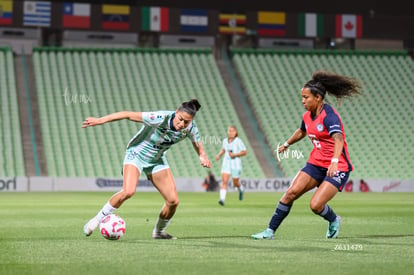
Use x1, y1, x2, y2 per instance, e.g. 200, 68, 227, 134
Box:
336, 14, 362, 38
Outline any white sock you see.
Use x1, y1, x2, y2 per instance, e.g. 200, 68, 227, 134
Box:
220, 189, 227, 201
95, 201, 117, 222
154, 217, 171, 234
239, 185, 244, 192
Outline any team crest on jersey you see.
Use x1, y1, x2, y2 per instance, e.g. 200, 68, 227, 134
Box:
316, 123, 324, 132
150, 113, 156, 120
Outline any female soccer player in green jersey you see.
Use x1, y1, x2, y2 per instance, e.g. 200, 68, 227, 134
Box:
82, 99, 211, 239
215, 125, 247, 206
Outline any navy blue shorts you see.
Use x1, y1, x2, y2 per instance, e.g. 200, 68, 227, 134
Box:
301, 163, 350, 192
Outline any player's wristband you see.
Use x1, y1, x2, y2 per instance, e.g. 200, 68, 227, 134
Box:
331, 158, 339, 163
283, 142, 290, 148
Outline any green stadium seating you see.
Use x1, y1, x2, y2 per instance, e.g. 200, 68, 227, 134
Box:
232, 50, 414, 180
33, 48, 265, 178
0, 48, 25, 176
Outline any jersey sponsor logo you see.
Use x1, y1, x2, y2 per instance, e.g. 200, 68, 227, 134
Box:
159, 127, 167, 133
149, 113, 163, 120
160, 135, 175, 146
316, 123, 324, 132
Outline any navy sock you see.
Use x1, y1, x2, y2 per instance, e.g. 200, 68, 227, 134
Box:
268, 201, 292, 231
318, 205, 337, 222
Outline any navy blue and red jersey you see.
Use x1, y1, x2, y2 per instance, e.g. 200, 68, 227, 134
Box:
300, 104, 353, 172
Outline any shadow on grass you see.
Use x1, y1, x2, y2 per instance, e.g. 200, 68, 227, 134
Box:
178, 235, 249, 240
343, 234, 414, 239
125, 235, 330, 252
340, 234, 414, 247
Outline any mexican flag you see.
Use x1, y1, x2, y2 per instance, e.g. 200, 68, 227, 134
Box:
142, 6, 169, 32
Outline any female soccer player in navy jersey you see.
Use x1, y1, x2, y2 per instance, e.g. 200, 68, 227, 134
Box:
252, 71, 361, 240
82, 99, 211, 239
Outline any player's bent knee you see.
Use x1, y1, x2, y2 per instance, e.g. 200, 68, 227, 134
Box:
309, 200, 323, 214
166, 198, 179, 208
284, 189, 300, 203
121, 189, 136, 200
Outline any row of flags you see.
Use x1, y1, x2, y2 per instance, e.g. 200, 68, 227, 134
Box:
0, 1, 363, 38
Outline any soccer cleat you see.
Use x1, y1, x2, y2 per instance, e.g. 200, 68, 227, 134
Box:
239, 190, 244, 201
152, 231, 177, 240
218, 200, 225, 206
83, 217, 100, 237
251, 229, 275, 240
326, 215, 341, 239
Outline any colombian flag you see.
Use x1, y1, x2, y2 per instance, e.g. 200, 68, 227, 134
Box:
257, 11, 286, 37
102, 4, 130, 30
0, 0, 13, 25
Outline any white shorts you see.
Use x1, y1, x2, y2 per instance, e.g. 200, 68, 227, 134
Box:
221, 163, 242, 178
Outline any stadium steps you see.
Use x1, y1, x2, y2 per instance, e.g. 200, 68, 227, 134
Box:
15, 53, 49, 176
232, 49, 414, 180
32, 48, 265, 178
217, 46, 283, 177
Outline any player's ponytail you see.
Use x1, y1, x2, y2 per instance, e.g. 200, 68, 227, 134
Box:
304, 71, 362, 101
178, 99, 201, 116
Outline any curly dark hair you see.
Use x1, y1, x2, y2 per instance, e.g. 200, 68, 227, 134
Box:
304, 71, 362, 101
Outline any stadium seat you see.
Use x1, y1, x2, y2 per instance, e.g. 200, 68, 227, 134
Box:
232, 49, 414, 180
0, 48, 25, 176
33, 48, 265, 178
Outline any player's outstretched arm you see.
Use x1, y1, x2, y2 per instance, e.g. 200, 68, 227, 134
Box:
192, 141, 212, 168
82, 111, 142, 128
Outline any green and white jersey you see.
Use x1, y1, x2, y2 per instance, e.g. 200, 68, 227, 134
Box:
126, 111, 200, 162
221, 137, 246, 171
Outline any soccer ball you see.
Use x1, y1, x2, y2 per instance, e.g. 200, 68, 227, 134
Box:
99, 214, 126, 240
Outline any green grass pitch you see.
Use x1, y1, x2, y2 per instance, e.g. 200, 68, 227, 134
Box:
1, 192, 413, 275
